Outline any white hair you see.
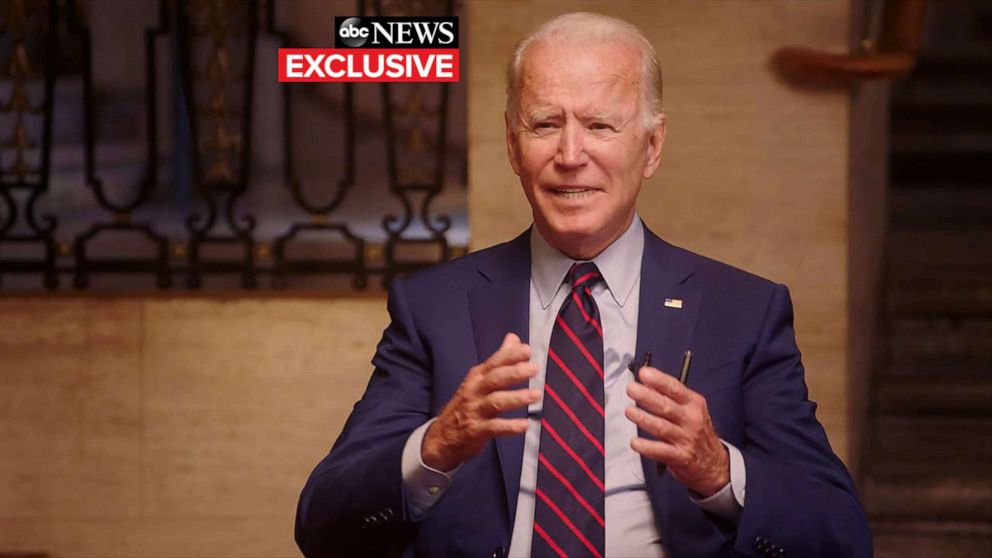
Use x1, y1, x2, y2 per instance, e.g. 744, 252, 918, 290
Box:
505, 12, 664, 131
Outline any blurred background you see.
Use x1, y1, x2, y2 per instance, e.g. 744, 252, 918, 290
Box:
0, 0, 989, 556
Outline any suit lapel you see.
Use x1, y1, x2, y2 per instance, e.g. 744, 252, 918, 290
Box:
634, 228, 702, 538
634, 232, 702, 381
467, 231, 531, 526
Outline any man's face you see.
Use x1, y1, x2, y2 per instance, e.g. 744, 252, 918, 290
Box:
506, 39, 665, 260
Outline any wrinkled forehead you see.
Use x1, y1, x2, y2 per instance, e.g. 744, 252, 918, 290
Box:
517, 39, 643, 113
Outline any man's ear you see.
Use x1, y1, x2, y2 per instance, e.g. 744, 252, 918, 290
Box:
642, 114, 667, 179
505, 111, 522, 176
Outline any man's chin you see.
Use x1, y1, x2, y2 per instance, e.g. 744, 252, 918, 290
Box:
541, 225, 609, 260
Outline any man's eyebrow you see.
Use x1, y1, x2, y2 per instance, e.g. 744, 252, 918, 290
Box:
580, 111, 622, 122
524, 108, 561, 122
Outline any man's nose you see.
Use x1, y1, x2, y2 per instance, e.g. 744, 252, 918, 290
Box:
554, 122, 588, 169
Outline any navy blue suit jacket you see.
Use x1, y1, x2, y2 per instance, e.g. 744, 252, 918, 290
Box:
296, 227, 872, 557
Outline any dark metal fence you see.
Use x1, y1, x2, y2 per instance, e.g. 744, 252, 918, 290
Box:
0, 0, 465, 292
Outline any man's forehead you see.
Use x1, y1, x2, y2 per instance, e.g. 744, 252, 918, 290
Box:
517, 41, 641, 117
518, 38, 641, 91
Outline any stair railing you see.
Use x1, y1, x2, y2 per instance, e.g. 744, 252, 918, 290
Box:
772, 0, 928, 86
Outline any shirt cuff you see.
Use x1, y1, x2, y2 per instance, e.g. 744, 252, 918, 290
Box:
401, 418, 460, 519
689, 441, 746, 523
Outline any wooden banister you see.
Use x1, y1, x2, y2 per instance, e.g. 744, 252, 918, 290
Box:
772, 0, 928, 87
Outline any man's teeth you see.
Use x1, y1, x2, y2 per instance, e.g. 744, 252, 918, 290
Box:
554, 188, 592, 195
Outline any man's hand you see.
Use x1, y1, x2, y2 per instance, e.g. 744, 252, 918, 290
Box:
421, 333, 541, 472
625, 366, 730, 496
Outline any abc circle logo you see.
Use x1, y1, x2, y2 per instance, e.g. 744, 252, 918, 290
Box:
338, 17, 368, 47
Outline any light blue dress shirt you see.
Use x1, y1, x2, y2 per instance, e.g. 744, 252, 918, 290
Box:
402, 217, 746, 557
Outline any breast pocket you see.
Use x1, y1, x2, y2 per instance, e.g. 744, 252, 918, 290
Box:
688, 357, 744, 397
689, 357, 745, 442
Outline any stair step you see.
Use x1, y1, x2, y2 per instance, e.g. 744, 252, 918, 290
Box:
903, 54, 992, 84
876, 373, 992, 415
871, 519, 992, 558
868, 415, 992, 467
885, 226, 992, 316
887, 281, 992, 317
865, 473, 992, 521
887, 316, 992, 366
889, 187, 992, 229
887, 228, 992, 271
892, 131, 992, 154
886, 361, 991, 378
891, 102, 992, 135
890, 151, 992, 188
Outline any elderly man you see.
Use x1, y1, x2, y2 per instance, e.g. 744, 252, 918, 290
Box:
296, 12, 871, 558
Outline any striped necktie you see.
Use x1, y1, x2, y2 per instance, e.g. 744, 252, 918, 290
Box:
532, 262, 605, 558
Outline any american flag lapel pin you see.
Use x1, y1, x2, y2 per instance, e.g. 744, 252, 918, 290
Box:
664, 298, 683, 309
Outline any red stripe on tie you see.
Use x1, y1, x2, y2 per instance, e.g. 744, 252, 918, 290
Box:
541, 418, 605, 491
571, 291, 603, 337
545, 384, 604, 455
555, 316, 605, 379
573, 271, 599, 287
547, 348, 604, 416
536, 488, 603, 558
533, 522, 568, 558
539, 453, 605, 527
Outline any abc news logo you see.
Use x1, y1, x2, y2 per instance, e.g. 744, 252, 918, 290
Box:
335, 16, 458, 49
278, 16, 460, 83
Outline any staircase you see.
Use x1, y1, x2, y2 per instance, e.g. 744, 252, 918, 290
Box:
864, 1, 992, 556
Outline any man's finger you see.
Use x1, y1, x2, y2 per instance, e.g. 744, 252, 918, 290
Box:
479, 361, 538, 393
627, 380, 688, 424
625, 406, 683, 444
638, 366, 694, 404
481, 388, 541, 416
483, 417, 531, 436
630, 436, 684, 467
480, 332, 531, 372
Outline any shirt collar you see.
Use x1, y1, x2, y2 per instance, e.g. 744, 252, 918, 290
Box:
530, 215, 644, 309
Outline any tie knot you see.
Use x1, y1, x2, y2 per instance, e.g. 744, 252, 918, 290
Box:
567, 262, 602, 290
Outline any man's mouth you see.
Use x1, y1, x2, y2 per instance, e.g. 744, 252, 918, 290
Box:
550, 187, 596, 198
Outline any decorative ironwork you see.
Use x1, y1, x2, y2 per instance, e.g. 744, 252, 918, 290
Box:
376, 0, 454, 286
179, 0, 258, 288
69, 0, 172, 289
0, 0, 466, 292
0, 0, 58, 289
269, 0, 365, 290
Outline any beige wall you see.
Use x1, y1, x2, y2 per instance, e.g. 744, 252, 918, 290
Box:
470, 0, 853, 459
1, 1, 864, 556
0, 298, 387, 556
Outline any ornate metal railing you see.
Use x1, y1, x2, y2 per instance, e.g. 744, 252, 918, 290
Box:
0, 0, 465, 291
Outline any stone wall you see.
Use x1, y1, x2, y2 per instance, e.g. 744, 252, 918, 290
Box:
0, 298, 387, 556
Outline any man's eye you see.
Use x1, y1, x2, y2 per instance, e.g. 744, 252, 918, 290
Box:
534, 122, 556, 130
589, 122, 614, 131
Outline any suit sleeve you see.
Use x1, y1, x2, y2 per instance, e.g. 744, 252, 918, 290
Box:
733, 284, 872, 557
295, 278, 431, 557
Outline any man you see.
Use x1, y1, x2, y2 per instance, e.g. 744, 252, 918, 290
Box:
296, 12, 871, 558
